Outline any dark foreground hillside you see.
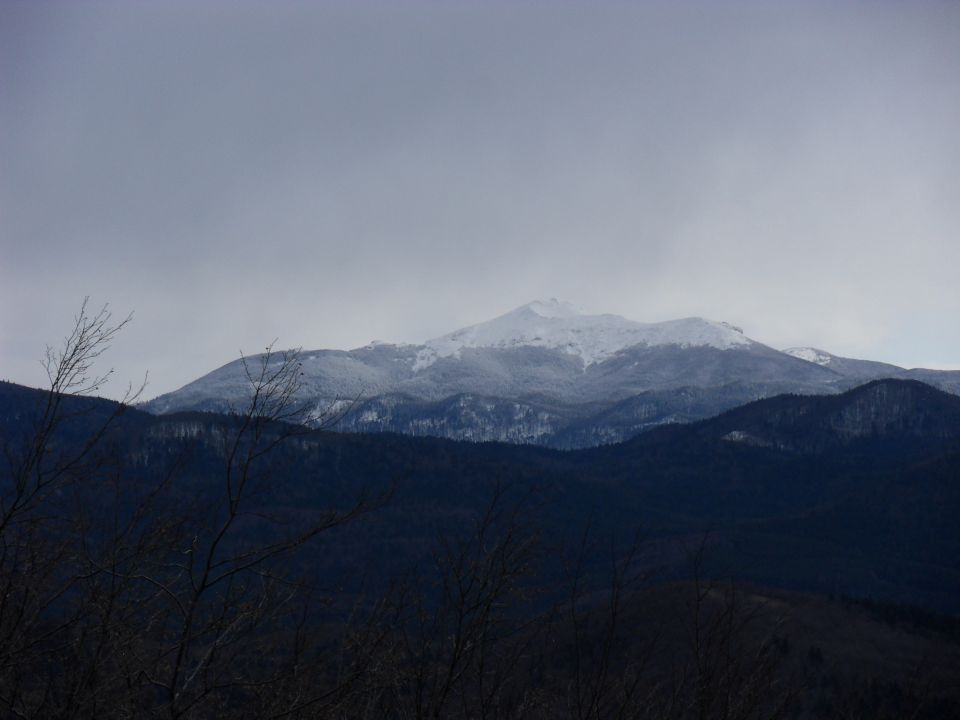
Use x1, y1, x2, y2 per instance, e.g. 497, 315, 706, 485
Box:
1, 374, 959, 718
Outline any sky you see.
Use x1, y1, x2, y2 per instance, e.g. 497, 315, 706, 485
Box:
2, 0, 959, 400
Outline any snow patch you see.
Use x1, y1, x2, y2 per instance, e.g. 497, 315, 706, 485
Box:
784, 347, 833, 366
722, 430, 771, 447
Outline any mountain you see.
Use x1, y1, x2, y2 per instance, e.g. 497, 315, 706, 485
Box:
10, 377, 960, 613
627, 378, 960, 454
142, 300, 960, 447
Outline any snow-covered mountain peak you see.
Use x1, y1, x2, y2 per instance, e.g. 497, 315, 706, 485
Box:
522, 298, 583, 319
783, 347, 833, 366
412, 303, 754, 371
647, 317, 752, 348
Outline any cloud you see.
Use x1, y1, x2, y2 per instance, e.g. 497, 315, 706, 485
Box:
2, 0, 958, 398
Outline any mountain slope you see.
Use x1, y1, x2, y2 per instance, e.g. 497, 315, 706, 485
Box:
142, 301, 959, 447
783, 346, 906, 379
625, 378, 960, 454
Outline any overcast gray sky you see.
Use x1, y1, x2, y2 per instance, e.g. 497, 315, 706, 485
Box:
2, 0, 959, 399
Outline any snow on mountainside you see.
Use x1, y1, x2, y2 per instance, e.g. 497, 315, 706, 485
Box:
414, 299, 753, 370
783, 347, 833, 366
782, 346, 917, 383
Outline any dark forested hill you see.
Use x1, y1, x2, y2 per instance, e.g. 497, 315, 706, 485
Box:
2, 377, 959, 717
4, 377, 960, 611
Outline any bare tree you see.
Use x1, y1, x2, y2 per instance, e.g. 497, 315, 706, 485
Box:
555, 527, 660, 720
327, 481, 544, 720
0, 298, 145, 715
670, 539, 797, 720
0, 303, 380, 719
2, 298, 140, 532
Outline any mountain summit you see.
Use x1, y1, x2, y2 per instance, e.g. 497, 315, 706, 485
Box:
415, 300, 752, 370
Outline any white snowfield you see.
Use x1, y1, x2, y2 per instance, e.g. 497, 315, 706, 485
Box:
783, 347, 833, 366
413, 299, 753, 371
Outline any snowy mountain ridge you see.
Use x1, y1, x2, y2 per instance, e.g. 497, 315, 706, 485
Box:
783, 347, 833, 366
414, 299, 753, 371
